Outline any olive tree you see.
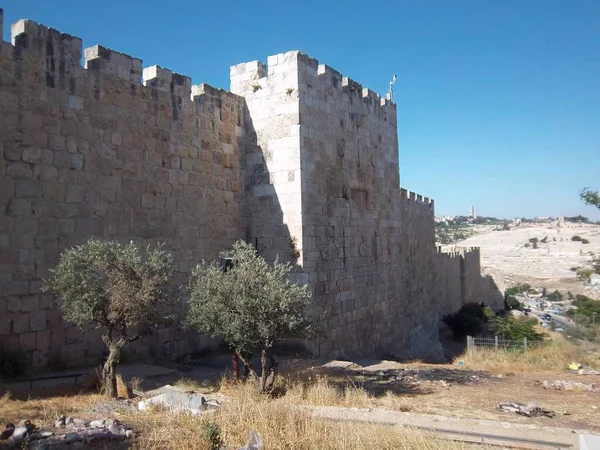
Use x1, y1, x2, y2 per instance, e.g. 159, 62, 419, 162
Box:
44, 238, 178, 397
185, 240, 323, 393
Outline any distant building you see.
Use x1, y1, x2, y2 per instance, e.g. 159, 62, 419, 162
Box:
470, 205, 476, 219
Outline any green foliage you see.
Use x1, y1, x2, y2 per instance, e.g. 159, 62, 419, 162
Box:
186, 241, 324, 391
572, 235, 583, 242
506, 296, 523, 309
43, 238, 178, 397
44, 239, 178, 332
0, 351, 28, 380
567, 294, 600, 321
580, 188, 600, 210
201, 422, 223, 450
493, 316, 546, 341
546, 290, 563, 302
504, 285, 529, 310
483, 306, 496, 322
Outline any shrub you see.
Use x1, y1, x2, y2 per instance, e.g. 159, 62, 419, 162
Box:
43, 239, 178, 397
443, 312, 483, 339
201, 422, 223, 450
572, 235, 583, 242
506, 295, 523, 310
546, 290, 563, 302
483, 306, 496, 322
493, 316, 546, 342
442, 303, 486, 339
582, 239, 590, 244
505, 284, 530, 296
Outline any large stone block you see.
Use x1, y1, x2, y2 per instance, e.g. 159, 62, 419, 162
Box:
30, 310, 47, 331
20, 331, 37, 351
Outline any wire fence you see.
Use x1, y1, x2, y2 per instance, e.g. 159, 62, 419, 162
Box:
467, 335, 547, 352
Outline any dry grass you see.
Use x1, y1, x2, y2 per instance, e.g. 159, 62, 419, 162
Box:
0, 390, 105, 424
0, 383, 489, 450
456, 338, 600, 372
129, 381, 489, 450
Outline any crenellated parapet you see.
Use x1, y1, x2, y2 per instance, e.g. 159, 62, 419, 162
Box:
436, 246, 481, 258
3, 13, 237, 120
230, 51, 395, 116
399, 188, 435, 212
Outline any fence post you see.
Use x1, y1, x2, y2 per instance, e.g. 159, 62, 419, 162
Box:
494, 336, 499, 351
467, 336, 472, 353
523, 337, 528, 352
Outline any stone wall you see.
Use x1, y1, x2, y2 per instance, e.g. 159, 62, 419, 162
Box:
229, 51, 502, 360
0, 15, 246, 368
229, 54, 302, 265
0, 8, 503, 370
435, 247, 506, 317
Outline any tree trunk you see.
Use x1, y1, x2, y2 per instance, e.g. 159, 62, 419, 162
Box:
232, 352, 240, 382
258, 347, 277, 394
101, 337, 125, 398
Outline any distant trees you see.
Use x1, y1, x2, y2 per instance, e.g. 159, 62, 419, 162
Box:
565, 215, 589, 223
546, 290, 563, 302
44, 239, 178, 397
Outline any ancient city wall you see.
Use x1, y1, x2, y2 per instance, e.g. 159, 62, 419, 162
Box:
0, 13, 247, 368
435, 247, 505, 317
228, 50, 499, 360
0, 7, 502, 371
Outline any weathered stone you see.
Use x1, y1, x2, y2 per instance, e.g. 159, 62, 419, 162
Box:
0, 24, 495, 369
7, 162, 33, 178
19, 331, 37, 351
30, 310, 47, 331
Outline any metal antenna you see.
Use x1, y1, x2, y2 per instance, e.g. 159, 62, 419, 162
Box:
386, 74, 397, 101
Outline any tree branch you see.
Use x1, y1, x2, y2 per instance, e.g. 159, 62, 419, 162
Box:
236, 351, 257, 378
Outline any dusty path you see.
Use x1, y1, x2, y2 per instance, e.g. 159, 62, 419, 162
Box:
302, 404, 595, 449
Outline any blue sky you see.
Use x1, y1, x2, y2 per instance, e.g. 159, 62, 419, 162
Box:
3, 0, 599, 220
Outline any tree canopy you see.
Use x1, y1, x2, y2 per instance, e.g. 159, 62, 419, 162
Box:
185, 240, 324, 392
44, 238, 178, 396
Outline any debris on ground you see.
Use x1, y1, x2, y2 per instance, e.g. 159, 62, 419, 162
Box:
391, 368, 486, 386
577, 369, 600, 375
499, 401, 555, 418
536, 380, 600, 391
138, 385, 222, 415
0, 416, 134, 447
568, 362, 583, 371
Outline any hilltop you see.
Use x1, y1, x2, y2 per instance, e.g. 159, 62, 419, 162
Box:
449, 221, 600, 296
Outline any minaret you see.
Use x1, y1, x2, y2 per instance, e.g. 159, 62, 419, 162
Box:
470, 205, 476, 219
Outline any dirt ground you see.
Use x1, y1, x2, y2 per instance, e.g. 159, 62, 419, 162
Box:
301, 359, 600, 432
